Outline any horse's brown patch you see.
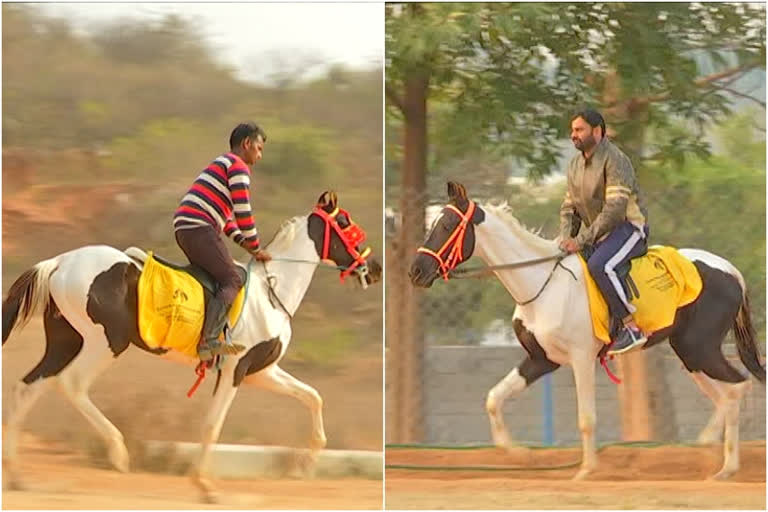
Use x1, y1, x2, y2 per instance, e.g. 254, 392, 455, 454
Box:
22, 300, 84, 383
86, 262, 167, 356
233, 337, 283, 386
512, 318, 559, 386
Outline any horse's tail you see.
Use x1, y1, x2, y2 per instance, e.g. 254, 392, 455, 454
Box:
733, 291, 766, 383
2, 258, 59, 344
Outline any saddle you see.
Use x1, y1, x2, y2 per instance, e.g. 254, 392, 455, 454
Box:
136, 252, 248, 357
150, 253, 248, 298
577, 245, 703, 344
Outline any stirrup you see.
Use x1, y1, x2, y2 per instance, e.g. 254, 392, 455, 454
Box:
607, 327, 647, 356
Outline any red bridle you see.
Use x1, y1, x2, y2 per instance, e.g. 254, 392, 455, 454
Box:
417, 200, 476, 281
312, 205, 372, 282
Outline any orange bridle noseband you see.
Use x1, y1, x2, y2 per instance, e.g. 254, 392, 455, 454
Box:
417, 200, 476, 281
312, 205, 372, 282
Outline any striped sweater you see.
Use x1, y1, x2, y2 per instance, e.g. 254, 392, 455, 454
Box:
173, 152, 260, 250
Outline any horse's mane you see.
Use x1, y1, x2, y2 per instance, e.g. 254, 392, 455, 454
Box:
264, 215, 305, 253
481, 202, 558, 254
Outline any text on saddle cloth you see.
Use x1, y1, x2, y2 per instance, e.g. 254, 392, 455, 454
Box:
578, 246, 703, 344
137, 252, 247, 357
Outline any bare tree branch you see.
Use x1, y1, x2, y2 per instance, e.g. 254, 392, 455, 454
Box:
718, 86, 766, 108
603, 64, 761, 110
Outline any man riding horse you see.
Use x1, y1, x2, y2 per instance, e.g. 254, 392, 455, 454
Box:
558, 109, 649, 356
173, 122, 273, 361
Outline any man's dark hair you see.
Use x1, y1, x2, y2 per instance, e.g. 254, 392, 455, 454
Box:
571, 108, 605, 137
229, 122, 267, 150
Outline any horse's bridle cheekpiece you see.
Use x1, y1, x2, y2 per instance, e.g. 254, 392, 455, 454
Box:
313, 205, 371, 282
417, 200, 476, 281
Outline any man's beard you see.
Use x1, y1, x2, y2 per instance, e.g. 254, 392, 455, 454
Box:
573, 134, 596, 153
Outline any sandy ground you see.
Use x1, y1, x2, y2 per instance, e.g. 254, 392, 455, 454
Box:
3, 435, 381, 509
385, 443, 766, 509
2, 317, 383, 509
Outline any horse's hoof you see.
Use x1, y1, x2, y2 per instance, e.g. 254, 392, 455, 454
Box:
4, 477, 24, 491
294, 450, 318, 479
572, 468, 593, 481
695, 434, 720, 445
201, 490, 220, 504
109, 447, 130, 473
711, 469, 736, 481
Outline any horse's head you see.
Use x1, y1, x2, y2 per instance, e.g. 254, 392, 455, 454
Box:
409, 181, 485, 288
308, 190, 382, 288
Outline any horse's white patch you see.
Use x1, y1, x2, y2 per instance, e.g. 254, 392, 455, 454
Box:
677, 248, 745, 295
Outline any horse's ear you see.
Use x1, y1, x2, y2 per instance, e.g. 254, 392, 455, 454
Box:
447, 181, 468, 202
317, 191, 338, 211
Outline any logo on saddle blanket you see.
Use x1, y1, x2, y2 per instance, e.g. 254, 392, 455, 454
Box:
137, 252, 246, 357
578, 246, 703, 344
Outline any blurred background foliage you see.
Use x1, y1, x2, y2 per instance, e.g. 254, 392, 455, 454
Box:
2, 4, 383, 367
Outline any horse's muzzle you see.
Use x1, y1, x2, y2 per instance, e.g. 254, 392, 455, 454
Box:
365, 258, 383, 285
408, 259, 435, 288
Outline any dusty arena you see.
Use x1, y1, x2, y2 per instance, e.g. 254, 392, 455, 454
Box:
2, 435, 381, 509
2, 319, 383, 509
385, 443, 766, 509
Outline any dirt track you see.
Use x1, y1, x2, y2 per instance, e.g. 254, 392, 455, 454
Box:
385, 443, 766, 509
3, 436, 382, 510
2, 318, 383, 509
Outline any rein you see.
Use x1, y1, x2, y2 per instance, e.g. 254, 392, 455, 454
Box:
261, 260, 293, 321
450, 254, 577, 307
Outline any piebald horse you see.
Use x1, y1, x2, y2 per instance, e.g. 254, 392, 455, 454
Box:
2, 191, 381, 502
410, 181, 764, 480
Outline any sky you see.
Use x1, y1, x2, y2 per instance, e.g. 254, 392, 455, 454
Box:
35, 2, 383, 84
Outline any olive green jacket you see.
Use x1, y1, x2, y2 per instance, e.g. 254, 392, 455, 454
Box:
559, 138, 648, 246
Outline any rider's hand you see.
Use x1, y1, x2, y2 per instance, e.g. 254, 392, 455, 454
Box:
558, 238, 581, 254
251, 249, 272, 262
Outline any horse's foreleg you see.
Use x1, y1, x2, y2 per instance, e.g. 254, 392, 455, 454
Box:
485, 356, 559, 451
3, 378, 53, 489
689, 372, 726, 444
246, 365, 327, 452
571, 355, 597, 480
191, 379, 239, 504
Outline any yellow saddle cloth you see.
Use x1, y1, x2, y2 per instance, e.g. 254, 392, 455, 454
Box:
137, 252, 246, 357
578, 246, 703, 344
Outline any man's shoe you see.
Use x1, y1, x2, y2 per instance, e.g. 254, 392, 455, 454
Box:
197, 338, 245, 361
607, 325, 647, 356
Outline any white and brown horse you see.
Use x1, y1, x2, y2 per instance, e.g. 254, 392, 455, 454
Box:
410, 181, 764, 480
2, 191, 381, 502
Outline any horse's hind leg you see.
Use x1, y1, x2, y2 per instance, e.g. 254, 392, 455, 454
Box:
485, 354, 559, 451
671, 322, 750, 479
55, 345, 129, 472
689, 372, 726, 444
47, 305, 130, 474
3, 379, 54, 489
3, 300, 83, 489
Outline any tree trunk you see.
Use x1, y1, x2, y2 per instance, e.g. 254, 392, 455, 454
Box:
602, 71, 679, 441
390, 69, 429, 442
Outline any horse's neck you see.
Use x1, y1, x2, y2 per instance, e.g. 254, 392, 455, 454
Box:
474, 208, 559, 304
249, 217, 319, 316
